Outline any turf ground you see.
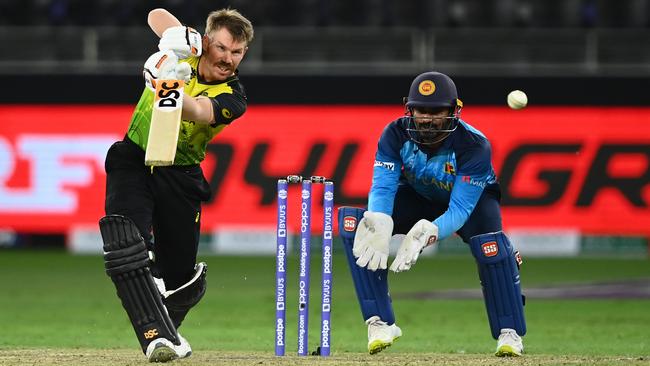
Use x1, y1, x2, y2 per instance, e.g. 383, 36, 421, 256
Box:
0, 250, 649, 365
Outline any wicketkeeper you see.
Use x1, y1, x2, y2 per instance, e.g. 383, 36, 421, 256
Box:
338, 71, 526, 356
99, 8, 253, 362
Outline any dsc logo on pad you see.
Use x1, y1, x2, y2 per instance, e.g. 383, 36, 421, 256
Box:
481, 241, 498, 257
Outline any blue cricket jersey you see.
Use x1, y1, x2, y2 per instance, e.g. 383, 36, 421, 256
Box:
368, 117, 497, 240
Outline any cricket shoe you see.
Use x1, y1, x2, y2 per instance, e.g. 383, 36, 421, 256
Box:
145, 338, 178, 363
366, 316, 402, 354
495, 328, 524, 357
173, 333, 192, 359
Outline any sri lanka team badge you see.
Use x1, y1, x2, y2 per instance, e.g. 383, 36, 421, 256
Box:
418, 80, 436, 96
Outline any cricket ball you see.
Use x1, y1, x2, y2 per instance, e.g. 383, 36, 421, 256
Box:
507, 90, 528, 110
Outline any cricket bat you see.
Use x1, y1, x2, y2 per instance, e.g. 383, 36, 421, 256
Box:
145, 79, 185, 166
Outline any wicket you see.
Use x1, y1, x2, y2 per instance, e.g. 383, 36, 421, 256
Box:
275, 175, 334, 356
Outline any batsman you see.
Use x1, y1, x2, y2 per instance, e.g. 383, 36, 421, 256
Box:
99, 8, 253, 362
338, 71, 526, 356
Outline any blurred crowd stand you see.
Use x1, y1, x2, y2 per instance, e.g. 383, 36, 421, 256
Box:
0, 0, 649, 76
0, 0, 648, 28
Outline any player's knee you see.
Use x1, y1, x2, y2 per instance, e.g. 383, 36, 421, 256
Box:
469, 231, 514, 262
100, 215, 151, 277
99, 214, 179, 350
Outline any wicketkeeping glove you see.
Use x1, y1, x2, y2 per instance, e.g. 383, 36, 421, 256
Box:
353, 211, 393, 271
158, 26, 202, 58
389, 219, 438, 272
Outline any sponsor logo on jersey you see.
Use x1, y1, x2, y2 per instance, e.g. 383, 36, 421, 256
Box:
461, 175, 486, 188
374, 160, 395, 171
404, 170, 454, 191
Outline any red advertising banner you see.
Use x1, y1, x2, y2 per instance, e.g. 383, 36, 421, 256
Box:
0, 105, 649, 236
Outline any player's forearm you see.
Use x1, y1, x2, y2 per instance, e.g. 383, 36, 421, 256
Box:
148, 8, 182, 37
182, 95, 215, 125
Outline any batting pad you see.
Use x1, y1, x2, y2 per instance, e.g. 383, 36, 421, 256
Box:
338, 206, 396, 324
100, 214, 179, 352
470, 231, 526, 339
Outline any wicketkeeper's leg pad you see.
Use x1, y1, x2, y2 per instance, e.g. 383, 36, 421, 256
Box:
469, 231, 526, 339
100, 214, 178, 352
157, 262, 208, 329
338, 206, 395, 324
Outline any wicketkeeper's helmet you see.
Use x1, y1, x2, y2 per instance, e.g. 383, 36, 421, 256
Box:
404, 71, 463, 145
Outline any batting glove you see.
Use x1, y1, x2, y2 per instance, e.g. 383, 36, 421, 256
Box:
175, 62, 192, 84
143, 50, 179, 92
389, 219, 438, 273
158, 26, 202, 58
353, 211, 393, 271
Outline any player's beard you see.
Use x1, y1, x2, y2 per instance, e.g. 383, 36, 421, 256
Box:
411, 130, 448, 152
406, 117, 455, 148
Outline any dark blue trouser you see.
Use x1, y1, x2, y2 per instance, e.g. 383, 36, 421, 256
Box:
391, 184, 525, 339
391, 183, 503, 243
339, 183, 526, 337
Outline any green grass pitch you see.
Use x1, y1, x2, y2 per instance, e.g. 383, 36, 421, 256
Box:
0, 250, 648, 365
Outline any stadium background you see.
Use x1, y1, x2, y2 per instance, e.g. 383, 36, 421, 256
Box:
1, 0, 648, 256
0, 2, 649, 364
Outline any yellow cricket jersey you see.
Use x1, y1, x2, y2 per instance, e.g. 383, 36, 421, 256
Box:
127, 56, 247, 165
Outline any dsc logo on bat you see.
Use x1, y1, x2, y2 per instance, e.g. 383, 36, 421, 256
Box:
155, 80, 184, 110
